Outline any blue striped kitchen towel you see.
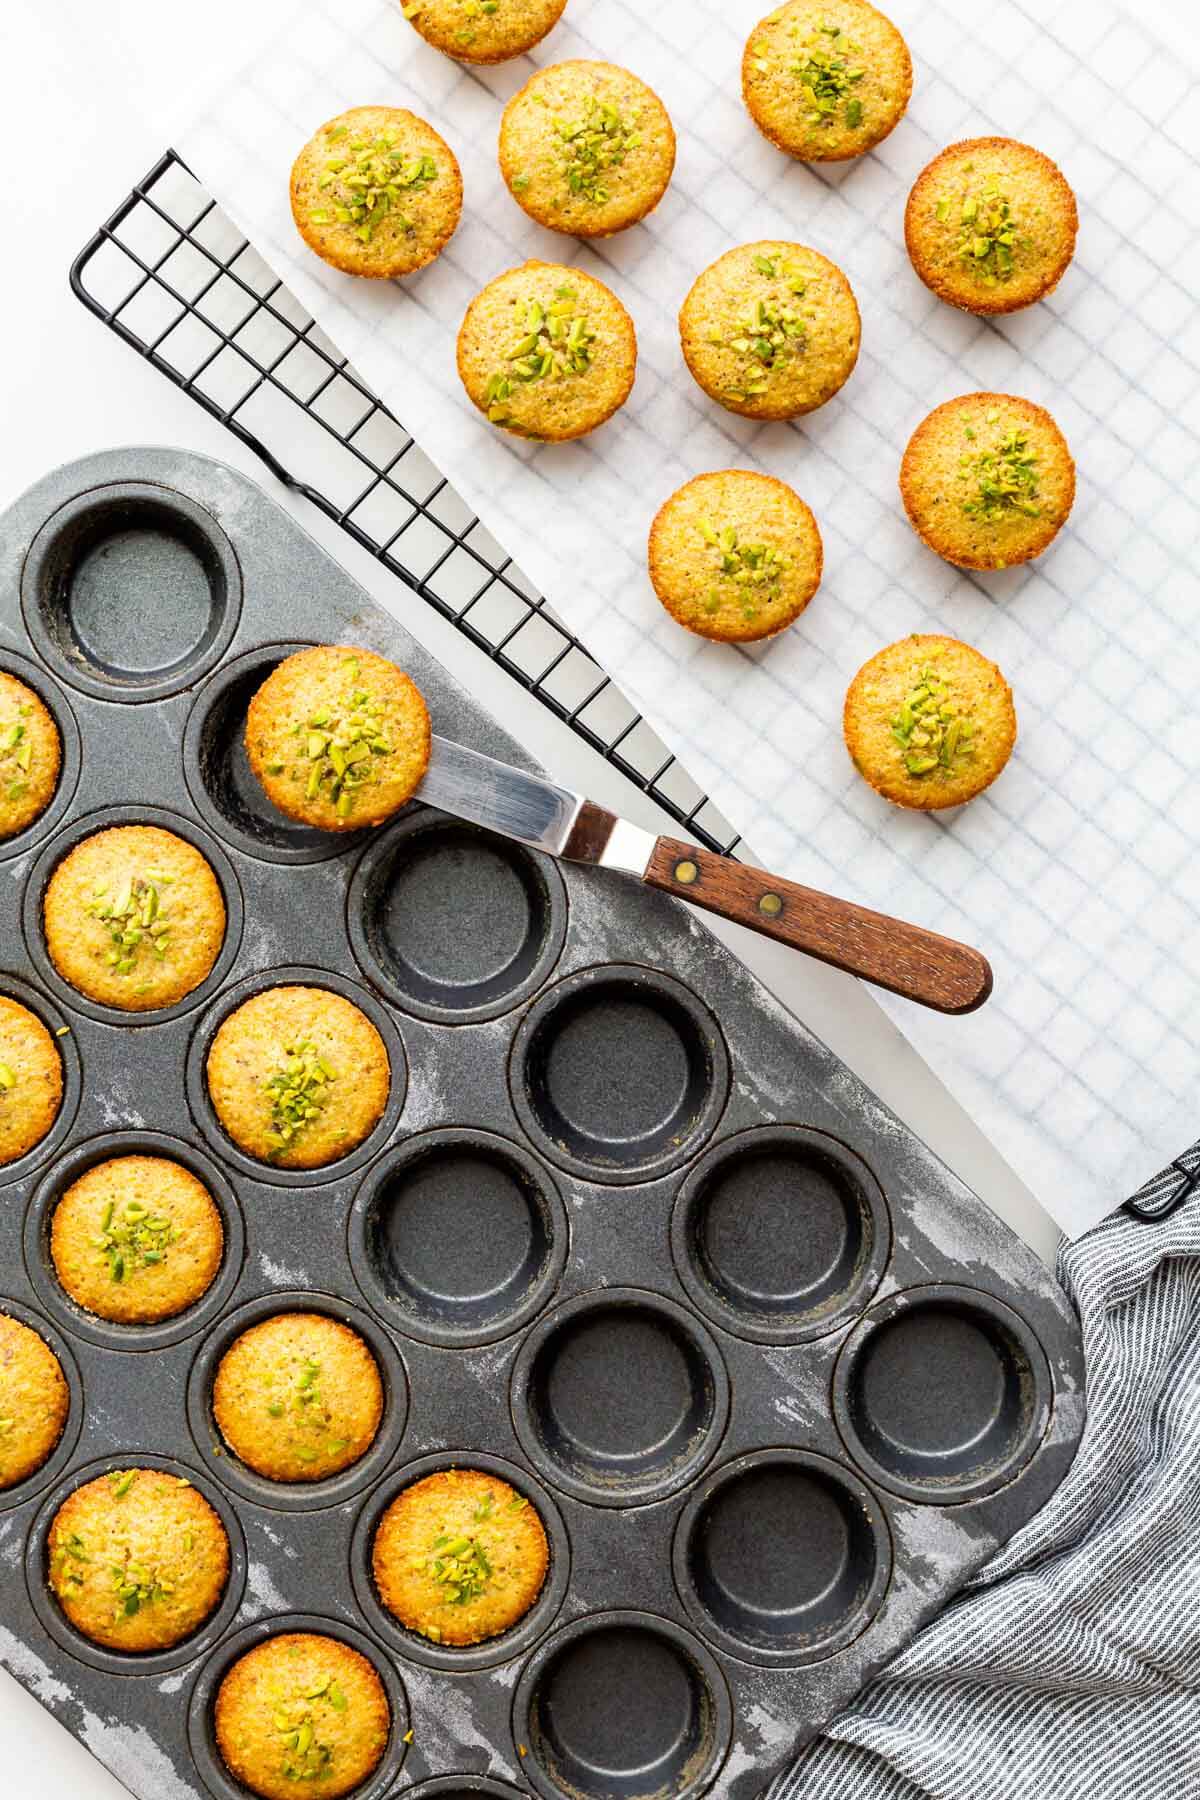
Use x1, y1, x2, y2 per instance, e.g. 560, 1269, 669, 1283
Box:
768, 1157, 1200, 1800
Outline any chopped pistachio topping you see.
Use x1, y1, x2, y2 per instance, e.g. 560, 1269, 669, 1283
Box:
484, 285, 596, 427
50, 1530, 90, 1590
0, 1062, 15, 1095
936, 173, 1027, 285
109, 1468, 138, 1498
550, 91, 642, 206
958, 417, 1041, 522
272, 1680, 345, 1783
403, 0, 501, 37
307, 125, 438, 244
709, 254, 810, 401
425, 1530, 493, 1606
260, 1351, 352, 1463
92, 1194, 178, 1284
889, 654, 976, 780
85, 871, 176, 978
109, 1549, 174, 1624
752, 14, 867, 134
697, 516, 791, 624
0, 701, 35, 806
263, 1040, 337, 1156
276, 658, 394, 818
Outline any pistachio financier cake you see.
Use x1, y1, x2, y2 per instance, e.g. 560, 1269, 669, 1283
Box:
245, 645, 431, 832
844, 633, 1017, 811
47, 1467, 229, 1652
402, 0, 568, 65
206, 984, 391, 1170
42, 823, 226, 1013
0, 1312, 69, 1489
290, 105, 463, 279
0, 994, 63, 1166
900, 392, 1075, 571
680, 241, 860, 420
50, 1154, 224, 1325
499, 59, 675, 236
0, 669, 61, 840
372, 1467, 550, 1646
742, 0, 913, 162
905, 136, 1078, 314
212, 1311, 384, 1482
214, 1632, 390, 1800
649, 469, 823, 643
458, 260, 636, 440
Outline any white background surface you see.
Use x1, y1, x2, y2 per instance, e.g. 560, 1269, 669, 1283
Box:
0, 0, 1191, 1791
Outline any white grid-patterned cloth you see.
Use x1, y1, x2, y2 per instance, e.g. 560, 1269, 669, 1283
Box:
181, 0, 1200, 1238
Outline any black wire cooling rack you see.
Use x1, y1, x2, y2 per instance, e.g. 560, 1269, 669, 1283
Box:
70, 149, 741, 857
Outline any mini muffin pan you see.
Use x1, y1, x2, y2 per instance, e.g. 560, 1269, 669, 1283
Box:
0, 450, 1086, 1800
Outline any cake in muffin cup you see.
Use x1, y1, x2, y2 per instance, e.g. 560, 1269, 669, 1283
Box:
47, 1467, 229, 1652
245, 646, 431, 832
0, 671, 61, 840
680, 241, 860, 420
900, 392, 1075, 570
0, 996, 63, 1166
51, 1155, 224, 1325
372, 1467, 549, 1645
905, 137, 1078, 314
43, 824, 225, 1013
649, 470, 823, 643
212, 1312, 384, 1483
291, 105, 462, 279
401, 0, 567, 64
458, 261, 636, 441
206, 985, 390, 1170
0, 1312, 69, 1489
215, 1632, 390, 1800
742, 0, 912, 162
844, 633, 1017, 811
499, 60, 675, 237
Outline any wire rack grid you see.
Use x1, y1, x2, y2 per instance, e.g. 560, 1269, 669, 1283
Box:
69, 149, 742, 859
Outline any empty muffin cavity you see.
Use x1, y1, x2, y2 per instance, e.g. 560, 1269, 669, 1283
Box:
510, 965, 729, 1184
672, 1127, 891, 1342
834, 1285, 1052, 1503
514, 1612, 731, 1800
349, 812, 567, 1022
22, 483, 241, 702
673, 1450, 891, 1664
512, 1288, 729, 1506
349, 1130, 567, 1346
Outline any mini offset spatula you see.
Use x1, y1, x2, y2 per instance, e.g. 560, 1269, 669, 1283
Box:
418, 737, 992, 1015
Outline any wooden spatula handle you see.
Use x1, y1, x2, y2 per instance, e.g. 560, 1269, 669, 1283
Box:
644, 837, 992, 1015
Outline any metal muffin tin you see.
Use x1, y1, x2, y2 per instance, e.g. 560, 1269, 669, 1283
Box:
0, 449, 1085, 1800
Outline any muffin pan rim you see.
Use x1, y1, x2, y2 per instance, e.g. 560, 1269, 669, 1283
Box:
183, 639, 375, 868
507, 961, 732, 1186
510, 1284, 733, 1509
0, 1294, 85, 1514
0, 646, 83, 866
511, 1606, 735, 1800
20, 478, 244, 705
23, 1127, 248, 1355
23, 1449, 249, 1679
184, 1288, 410, 1516
670, 1123, 894, 1345
184, 962, 409, 1190
185, 1609, 410, 1800
346, 1125, 570, 1349
346, 805, 570, 1026
21, 801, 246, 1030
670, 1445, 894, 1668
832, 1281, 1055, 1505
348, 1448, 572, 1674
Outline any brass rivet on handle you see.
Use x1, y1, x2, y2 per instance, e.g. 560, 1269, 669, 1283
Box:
674, 859, 699, 885
758, 892, 783, 917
